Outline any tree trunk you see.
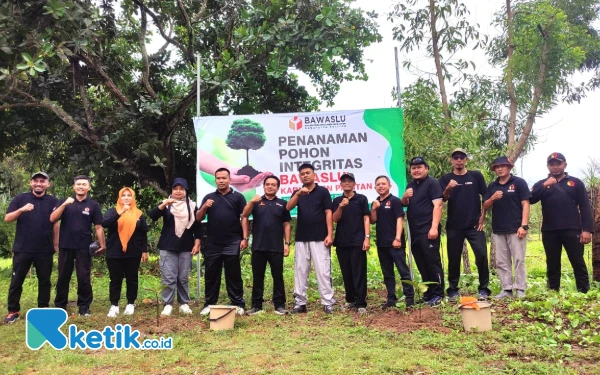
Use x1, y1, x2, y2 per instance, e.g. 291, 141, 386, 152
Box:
505, 0, 518, 152
428, 0, 451, 130
462, 240, 472, 274
593, 188, 600, 281
246, 149, 249, 166
489, 235, 496, 273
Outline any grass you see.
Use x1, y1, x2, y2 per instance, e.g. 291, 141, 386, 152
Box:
0, 237, 599, 375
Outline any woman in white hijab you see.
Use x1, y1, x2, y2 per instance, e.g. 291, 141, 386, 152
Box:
149, 178, 201, 316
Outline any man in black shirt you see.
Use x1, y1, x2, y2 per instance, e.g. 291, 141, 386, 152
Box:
197, 168, 249, 315
401, 157, 444, 305
371, 175, 414, 309
530, 152, 593, 293
3, 172, 59, 324
439, 148, 490, 301
286, 163, 335, 314
483, 156, 531, 299
332, 173, 370, 314
51, 175, 105, 316
242, 176, 291, 315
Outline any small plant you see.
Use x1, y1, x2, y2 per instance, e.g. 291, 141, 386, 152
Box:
142, 278, 166, 327
401, 279, 438, 319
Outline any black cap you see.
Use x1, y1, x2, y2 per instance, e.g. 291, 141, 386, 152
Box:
31, 171, 49, 180
172, 177, 189, 190
491, 156, 514, 169
340, 173, 355, 181
547, 152, 566, 163
410, 156, 429, 168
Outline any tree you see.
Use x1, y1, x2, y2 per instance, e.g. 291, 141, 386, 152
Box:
226, 118, 266, 168
0, 0, 381, 196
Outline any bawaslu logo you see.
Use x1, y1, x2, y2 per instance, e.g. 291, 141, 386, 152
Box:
288, 114, 347, 131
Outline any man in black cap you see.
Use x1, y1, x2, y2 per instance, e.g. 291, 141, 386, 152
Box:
332, 173, 370, 314
242, 176, 292, 315
3, 172, 59, 324
439, 148, 490, 301
530, 152, 593, 293
51, 175, 105, 316
483, 156, 531, 299
197, 168, 248, 315
401, 157, 444, 305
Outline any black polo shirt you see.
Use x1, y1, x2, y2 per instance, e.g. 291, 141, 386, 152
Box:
55, 196, 103, 249
405, 175, 443, 235
484, 175, 531, 234
439, 170, 487, 230
6, 192, 58, 253
373, 194, 406, 247
530, 174, 594, 233
201, 189, 246, 253
332, 193, 369, 247
292, 184, 333, 242
251, 196, 292, 252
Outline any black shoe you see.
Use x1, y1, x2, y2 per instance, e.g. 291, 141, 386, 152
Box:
405, 299, 415, 308
79, 307, 91, 317
447, 290, 460, 302
427, 295, 443, 306
291, 305, 307, 314
381, 300, 397, 309
246, 307, 263, 316
341, 302, 356, 311
477, 290, 491, 300
3, 311, 20, 324
274, 307, 290, 315
323, 305, 334, 314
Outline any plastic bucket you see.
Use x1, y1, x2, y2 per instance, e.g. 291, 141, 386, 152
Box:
208, 305, 237, 330
459, 302, 492, 332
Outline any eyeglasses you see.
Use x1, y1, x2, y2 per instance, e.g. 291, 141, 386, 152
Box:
452, 155, 466, 160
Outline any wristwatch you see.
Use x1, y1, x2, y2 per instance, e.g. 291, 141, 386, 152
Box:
365, 235, 370, 239
244, 237, 250, 241
521, 225, 529, 231
284, 241, 291, 245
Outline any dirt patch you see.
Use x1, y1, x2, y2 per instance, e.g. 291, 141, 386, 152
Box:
363, 307, 451, 334
129, 314, 206, 336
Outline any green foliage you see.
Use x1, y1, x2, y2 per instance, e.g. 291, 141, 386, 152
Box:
225, 118, 266, 166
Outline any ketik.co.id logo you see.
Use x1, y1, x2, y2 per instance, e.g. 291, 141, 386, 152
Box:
26, 308, 172, 350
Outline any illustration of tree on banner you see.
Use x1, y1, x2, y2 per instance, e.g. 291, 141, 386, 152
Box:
225, 118, 266, 180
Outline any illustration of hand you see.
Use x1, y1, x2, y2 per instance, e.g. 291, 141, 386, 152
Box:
230, 171, 273, 192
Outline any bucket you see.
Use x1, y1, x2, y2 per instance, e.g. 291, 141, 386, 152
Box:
208, 305, 237, 330
459, 302, 492, 332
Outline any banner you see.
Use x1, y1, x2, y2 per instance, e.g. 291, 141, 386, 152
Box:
194, 108, 405, 214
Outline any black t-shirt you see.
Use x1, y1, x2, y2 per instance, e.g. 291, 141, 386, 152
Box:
530, 174, 594, 233
6, 192, 58, 253
293, 184, 333, 242
405, 176, 443, 235
55, 196, 103, 250
148, 203, 201, 253
332, 193, 370, 247
251, 196, 292, 252
201, 189, 247, 253
439, 170, 487, 230
484, 175, 531, 234
102, 207, 149, 258
373, 194, 406, 247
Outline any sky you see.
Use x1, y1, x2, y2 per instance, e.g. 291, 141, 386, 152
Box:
296, 0, 600, 185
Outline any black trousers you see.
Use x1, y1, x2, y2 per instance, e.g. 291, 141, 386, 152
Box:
377, 246, 414, 303
251, 251, 286, 309
203, 252, 245, 308
542, 229, 590, 293
336, 246, 368, 308
7, 252, 54, 312
446, 228, 490, 294
411, 233, 444, 299
54, 248, 92, 312
106, 257, 141, 305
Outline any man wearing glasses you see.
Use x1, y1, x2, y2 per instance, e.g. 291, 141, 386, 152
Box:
439, 148, 491, 301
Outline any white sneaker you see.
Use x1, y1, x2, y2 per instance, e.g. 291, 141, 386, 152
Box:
200, 306, 210, 316
107, 305, 119, 318
161, 305, 173, 316
236, 306, 245, 316
123, 304, 135, 316
179, 304, 193, 315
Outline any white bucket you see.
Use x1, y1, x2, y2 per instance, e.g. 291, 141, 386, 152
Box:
459, 302, 492, 332
208, 305, 237, 330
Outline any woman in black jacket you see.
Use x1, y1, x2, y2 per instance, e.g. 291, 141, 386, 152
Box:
149, 178, 201, 316
102, 187, 149, 317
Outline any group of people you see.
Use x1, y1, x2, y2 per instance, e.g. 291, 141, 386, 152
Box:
3, 149, 594, 323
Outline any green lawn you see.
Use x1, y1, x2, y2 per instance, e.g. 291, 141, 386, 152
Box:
0, 238, 599, 375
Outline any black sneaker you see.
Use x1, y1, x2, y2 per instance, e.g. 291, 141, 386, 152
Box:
477, 290, 491, 300
274, 307, 290, 315
381, 300, 397, 309
323, 305, 334, 314
341, 302, 356, 311
246, 307, 263, 316
405, 299, 415, 308
291, 305, 307, 314
427, 295, 443, 306
447, 290, 460, 302
79, 308, 91, 317
3, 311, 20, 324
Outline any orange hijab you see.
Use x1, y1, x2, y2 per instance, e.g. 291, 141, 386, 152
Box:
116, 187, 143, 252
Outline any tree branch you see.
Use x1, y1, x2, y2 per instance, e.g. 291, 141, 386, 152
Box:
138, 6, 158, 99
192, 0, 209, 23
78, 54, 131, 107
429, 0, 451, 130
149, 20, 173, 60
0, 102, 43, 111
506, 0, 518, 152
73, 60, 95, 130
165, 81, 220, 137
177, 0, 194, 59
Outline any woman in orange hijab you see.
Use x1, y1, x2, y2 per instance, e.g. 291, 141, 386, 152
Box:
102, 187, 149, 317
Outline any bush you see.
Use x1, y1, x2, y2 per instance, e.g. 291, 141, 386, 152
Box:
0, 194, 15, 258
